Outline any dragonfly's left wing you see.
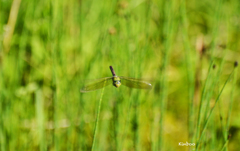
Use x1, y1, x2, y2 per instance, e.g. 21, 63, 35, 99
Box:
80, 77, 112, 92
119, 76, 152, 89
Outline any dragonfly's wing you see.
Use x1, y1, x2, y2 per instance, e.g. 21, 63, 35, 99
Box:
80, 77, 112, 92
119, 76, 152, 89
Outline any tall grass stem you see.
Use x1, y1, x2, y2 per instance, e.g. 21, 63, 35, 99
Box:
91, 80, 106, 151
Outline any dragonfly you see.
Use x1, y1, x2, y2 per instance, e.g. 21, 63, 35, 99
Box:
80, 66, 152, 92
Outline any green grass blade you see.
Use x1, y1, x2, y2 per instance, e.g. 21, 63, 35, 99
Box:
91, 80, 106, 151
196, 69, 234, 150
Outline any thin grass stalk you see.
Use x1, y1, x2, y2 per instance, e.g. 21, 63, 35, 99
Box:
201, 53, 227, 149
1, 2, 22, 150
132, 19, 140, 151
2, 0, 21, 53
35, 89, 46, 151
78, 94, 86, 150
133, 93, 139, 151
49, 0, 60, 149
220, 138, 229, 151
202, 65, 217, 124
221, 16, 233, 151
112, 92, 119, 151
224, 63, 238, 149
195, 59, 214, 144
203, 52, 226, 122
0, 18, 5, 148
158, 1, 174, 150
91, 80, 106, 151
120, 91, 134, 151
195, 0, 223, 145
77, 0, 86, 149
180, 0, 195, 144
196, 69, 234, 150
0, 68, 6, 151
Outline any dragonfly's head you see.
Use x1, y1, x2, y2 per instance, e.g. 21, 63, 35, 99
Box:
113, 76, 121, 88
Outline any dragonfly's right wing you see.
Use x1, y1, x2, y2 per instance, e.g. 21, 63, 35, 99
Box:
120, 76, 152, 89
80, 77, 113, 92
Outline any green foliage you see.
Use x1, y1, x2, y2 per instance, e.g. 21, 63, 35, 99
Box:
0, 0, 239, 150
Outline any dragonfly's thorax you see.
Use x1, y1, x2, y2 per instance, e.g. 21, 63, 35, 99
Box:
113, 76, 121, 88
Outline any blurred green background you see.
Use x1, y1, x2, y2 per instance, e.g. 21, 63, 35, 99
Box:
0, 0, 240, 150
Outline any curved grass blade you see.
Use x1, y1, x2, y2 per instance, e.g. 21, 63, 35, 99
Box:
119, 76, 152, 89
91, 79, 106, 151
80, 77, 112, 92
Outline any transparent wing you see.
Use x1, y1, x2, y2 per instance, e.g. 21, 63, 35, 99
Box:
119, 76, 152, 89
80, 77, 113, 92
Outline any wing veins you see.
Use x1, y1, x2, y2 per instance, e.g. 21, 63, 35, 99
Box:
81, 77, 112, 92
120, 77, 152, 89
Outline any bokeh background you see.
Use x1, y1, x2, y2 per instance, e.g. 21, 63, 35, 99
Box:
0, 0, 240, 150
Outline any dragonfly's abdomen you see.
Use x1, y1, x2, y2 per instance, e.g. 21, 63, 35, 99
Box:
113, 76, 121, 88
